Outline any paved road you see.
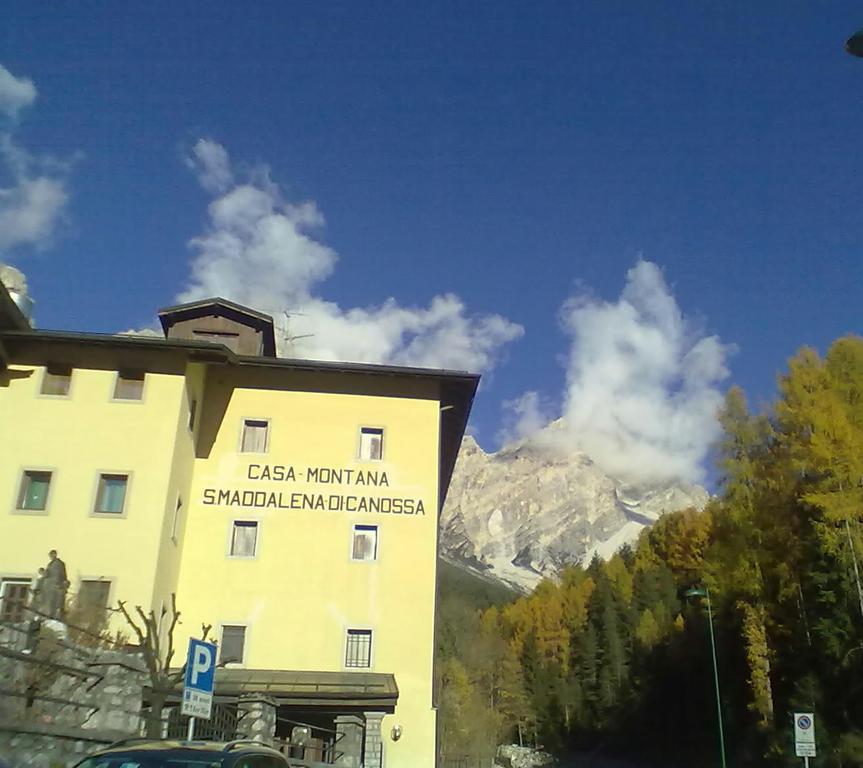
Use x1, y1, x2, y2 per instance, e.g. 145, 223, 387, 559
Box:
560, 754, 650, 768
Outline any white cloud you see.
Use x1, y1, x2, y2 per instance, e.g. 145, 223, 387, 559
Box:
498, 391, 553, 446
0, 64, 70, 254
179, 139, 524, 372
506, 261, 731, 484
185, 138, 233, 194
0, 65, 36, 118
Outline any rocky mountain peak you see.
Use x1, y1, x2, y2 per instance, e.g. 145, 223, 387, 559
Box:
441, 426, 708, 591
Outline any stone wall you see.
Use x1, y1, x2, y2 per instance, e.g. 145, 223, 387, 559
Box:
0, 622, 147, 767
0, 721, 125, 768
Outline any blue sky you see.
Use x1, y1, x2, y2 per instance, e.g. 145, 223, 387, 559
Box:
2, 2, 862, 485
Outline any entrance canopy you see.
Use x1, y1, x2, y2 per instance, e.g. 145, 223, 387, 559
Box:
213, 668, 399, 710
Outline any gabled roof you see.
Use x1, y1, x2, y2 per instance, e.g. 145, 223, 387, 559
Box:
158, 297, 277, 357
158, 297, 274, 325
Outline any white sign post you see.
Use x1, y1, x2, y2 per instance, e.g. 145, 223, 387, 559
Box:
794, 712, 816, 766
181, 638, 217, 739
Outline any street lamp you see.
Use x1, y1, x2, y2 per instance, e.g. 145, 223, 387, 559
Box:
685, 585, 728, 768
847, 28, 863, 58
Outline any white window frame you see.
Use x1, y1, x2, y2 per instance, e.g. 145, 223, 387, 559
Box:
350, 524, 379, 563
13, 466, 55, 515
227, 519, 260, 559
90, 471, 132, 518
344, 626, 374, 670
38, 364, 73, 399
111, 370, 147, 403
357, 426, 385, 462
238, 418, 271, 454
218, 623, 248, 667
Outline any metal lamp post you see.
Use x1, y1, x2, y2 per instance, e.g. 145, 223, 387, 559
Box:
685, 586, 728, 768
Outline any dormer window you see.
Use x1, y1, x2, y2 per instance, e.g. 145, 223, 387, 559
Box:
158, 298, 277, 358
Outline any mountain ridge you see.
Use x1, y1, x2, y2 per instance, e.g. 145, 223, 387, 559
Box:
440, 426, 708, 591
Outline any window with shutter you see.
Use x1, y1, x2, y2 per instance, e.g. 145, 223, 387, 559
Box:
241, 420, 269, 453
77, 580, 111, 612
0, 580, 31, 622
351, 525, 378, 561
41, 364, 72, 396
359, 427, 384, 461
230, 521, 259, 557
113, 371, 145, 400
220, 625, 246, 664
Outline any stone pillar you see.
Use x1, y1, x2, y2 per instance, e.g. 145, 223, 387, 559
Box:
334, 714, 363, 768
363, 712, 385, 768
237, 695, 277, 745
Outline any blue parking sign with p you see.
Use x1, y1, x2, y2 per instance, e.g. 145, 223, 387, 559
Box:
182, 638, 217, 719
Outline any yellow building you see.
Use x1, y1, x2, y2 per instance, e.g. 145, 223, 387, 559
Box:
0, 288, 478, 768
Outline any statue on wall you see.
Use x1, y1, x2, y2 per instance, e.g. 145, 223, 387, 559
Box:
29, 567, 46, 614
43, 550, 69, 621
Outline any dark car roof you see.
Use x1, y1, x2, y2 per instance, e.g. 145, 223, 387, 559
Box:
78, 740, 285, 763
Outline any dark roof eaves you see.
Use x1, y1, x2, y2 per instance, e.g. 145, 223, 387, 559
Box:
232, 353, 480, 383
157, 297, 274, 325
0, 329, 481, 384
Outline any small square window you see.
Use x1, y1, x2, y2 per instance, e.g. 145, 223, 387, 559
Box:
352, 525, 378, 561
241, 420, 269, 453
77, 580, 111, 613
113, 370, 145, 400
94, 474, 128, 515
345, 629, 372, 668
0, 580, 31, 623
220, 625, 246, 664
17, 470, 52, 511
230, 521, 258, 557
41, 364, 72, 396
359, 428, 383, 461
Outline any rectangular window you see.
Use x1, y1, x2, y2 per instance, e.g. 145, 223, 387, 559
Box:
345, 629, 372, 668
220, 625, 246, 664
241, 419, 269, 453
359, 427, 383, 461
77, 580, 111, 613
94, 474, 128, 515
0, 579, 31, 623
113, 370, 145, 400
41, 364, 72, 396
17, 470, 52, 511
230, 521, 258, 557
352, 525, 378, 561
188, 399, 198, 431
171, 496, 183, 542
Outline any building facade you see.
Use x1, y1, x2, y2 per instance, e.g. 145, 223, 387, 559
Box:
0, 292, 478, 768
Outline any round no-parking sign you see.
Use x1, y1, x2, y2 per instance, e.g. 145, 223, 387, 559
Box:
794, 712, 816, 758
